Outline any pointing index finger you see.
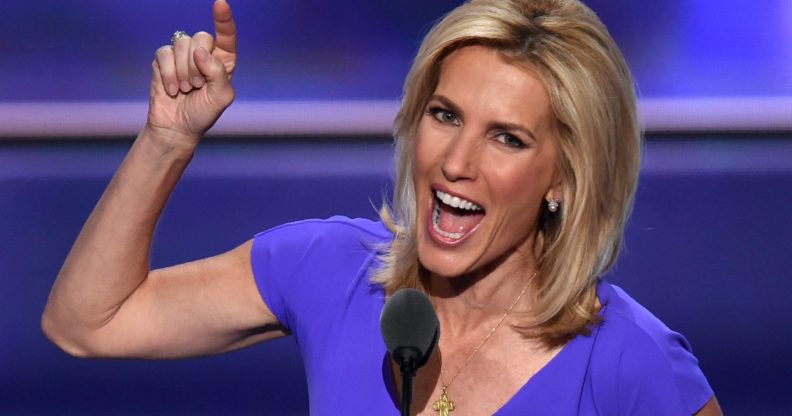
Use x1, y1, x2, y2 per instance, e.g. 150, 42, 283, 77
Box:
213, 0, 237, 55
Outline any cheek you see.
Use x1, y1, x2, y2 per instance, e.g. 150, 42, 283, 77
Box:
488, 160, 541, 196
413, 138, 428, 175
413, 122, 440, 176
487, 156, 556, 214
412, 129, 435, 213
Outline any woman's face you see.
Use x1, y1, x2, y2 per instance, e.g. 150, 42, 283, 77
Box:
413, 45, 560, 278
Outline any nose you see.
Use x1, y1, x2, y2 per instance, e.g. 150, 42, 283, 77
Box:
441, 130, 478, 182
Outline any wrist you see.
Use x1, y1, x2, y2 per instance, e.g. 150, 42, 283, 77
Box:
139, 125, 200, 160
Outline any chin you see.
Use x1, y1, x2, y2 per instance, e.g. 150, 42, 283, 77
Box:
416, 237, 477, 279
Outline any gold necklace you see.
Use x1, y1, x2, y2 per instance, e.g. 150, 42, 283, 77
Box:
431, 272, 536, 415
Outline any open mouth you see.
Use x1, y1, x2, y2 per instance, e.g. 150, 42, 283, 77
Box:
431, 189, 485, 242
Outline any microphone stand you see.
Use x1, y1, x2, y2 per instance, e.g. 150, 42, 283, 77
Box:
380, 289, 440, 416
394, 347, 420, 416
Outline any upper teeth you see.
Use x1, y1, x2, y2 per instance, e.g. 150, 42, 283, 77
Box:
435, 190, 482, 211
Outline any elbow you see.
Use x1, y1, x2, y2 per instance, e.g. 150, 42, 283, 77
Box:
40, 310, 97, 359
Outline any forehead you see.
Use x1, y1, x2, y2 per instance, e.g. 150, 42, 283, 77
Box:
434, 45, 554, 131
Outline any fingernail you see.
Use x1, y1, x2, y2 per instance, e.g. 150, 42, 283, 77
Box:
167, 83, 178, 96
180, 80, 191, 93
192, 76, 204, 88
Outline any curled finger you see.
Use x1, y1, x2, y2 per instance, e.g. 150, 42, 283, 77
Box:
155, 45, 179, 97
194, 46, 235, 110
189, 31, 215, 88
172, 34, 192, 93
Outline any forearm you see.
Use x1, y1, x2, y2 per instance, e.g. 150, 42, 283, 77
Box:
43, 1, 241, 357
42, 129, 197, 353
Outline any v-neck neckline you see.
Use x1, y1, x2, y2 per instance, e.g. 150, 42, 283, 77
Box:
380, 280, 608, 414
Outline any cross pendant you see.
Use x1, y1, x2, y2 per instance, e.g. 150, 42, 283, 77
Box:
432, 386, 455, 416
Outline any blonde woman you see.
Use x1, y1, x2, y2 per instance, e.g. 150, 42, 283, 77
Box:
43, 0, 720, 414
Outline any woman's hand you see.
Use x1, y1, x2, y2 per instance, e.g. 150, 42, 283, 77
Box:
145, 0, 237, 149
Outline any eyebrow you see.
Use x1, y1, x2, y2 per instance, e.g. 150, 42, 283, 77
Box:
429, 94, 539, 142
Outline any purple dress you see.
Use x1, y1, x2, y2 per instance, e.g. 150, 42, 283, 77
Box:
251, 216, 713, 415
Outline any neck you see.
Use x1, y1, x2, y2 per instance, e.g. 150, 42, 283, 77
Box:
426, 251, 537, 336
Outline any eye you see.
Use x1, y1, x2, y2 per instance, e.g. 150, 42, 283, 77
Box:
494, 132, 527, 149
428, 107, 460, 126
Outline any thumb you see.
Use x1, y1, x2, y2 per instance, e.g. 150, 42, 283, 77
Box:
194, 46, 234, 105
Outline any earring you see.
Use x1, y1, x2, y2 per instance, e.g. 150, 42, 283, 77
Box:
547, 199, 560, 213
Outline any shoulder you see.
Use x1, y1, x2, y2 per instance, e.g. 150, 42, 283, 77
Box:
251, 216, 392, 269
588, 281, 714, 415
249, 216, 392, 331
254, 215, 392, 248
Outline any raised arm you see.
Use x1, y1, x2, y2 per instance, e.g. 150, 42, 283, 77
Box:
41, 0, 286, 359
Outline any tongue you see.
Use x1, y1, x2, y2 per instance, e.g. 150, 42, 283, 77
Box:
438, 204, 484, 234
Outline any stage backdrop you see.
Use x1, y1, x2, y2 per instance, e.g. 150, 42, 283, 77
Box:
1, 136, 791, 415
1, 0, 790, 102
1, 0, 791, 415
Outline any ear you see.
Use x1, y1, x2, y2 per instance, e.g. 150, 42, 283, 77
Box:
544, 176, 563, 204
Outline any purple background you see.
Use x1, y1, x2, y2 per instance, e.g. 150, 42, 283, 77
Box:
1, 0, 791, 415
2, 0, 790, 101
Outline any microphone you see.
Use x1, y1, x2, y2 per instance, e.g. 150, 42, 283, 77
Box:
381, 288, 440, 416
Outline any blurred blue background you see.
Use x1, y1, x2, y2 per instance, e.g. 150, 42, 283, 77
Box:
2, 0, 790, 101
1, 0, 791, 415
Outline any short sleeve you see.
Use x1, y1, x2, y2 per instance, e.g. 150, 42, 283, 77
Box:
590, 282, 714, 415
250, 221, 307, 331
249, 216, 391, 336
615, 328, 713, 415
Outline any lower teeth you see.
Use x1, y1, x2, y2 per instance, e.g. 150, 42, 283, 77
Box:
433, 201, 464, 239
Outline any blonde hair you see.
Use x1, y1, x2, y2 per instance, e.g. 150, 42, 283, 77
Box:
372, 0, 641, 346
